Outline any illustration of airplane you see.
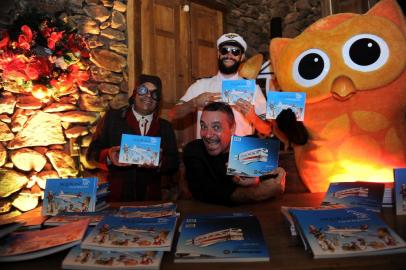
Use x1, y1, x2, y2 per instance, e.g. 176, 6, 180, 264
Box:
332, 187, 369, 199
234, 148, 268, 165
55, 191, 82, 202
186, 228, 244, 247
113, 226, 156, 236
324, 225, 368, 237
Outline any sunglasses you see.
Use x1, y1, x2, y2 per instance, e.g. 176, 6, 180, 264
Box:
136, 85, 160, 101
219, 47, 242, 56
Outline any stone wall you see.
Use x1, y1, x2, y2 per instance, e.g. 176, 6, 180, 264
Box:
0, 0, 129, 217
217, 0, 322, 56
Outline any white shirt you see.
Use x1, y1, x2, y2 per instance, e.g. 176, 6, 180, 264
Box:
132, 106, 153, 135
180, 72, 267, 138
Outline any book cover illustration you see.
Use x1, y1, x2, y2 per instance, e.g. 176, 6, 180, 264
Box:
117, 202, 177, 218
62, 246, 163, 270
289, 207, 406, 258
42, 178, 98, 216
81, 215, 177, 252
221, 79, 256, 105
227, 136, 280, 177
45, 210, 117, 226
394, 168, 406, 215
175, 214, 269, 262
322, 182, 385, 212
118, 134, 161, 166
0, 219, 89, 262
266, 91, 306, 121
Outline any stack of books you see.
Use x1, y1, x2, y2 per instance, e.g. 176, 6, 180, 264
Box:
62, 203, 178, 269
174, 212, 269, 263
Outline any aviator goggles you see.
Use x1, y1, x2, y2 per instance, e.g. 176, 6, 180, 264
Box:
136, 85, 160, 101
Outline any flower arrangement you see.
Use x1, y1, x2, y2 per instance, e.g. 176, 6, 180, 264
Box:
0, 12, 90, 101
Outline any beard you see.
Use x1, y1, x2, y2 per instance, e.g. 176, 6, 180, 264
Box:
218, 57, 241, 75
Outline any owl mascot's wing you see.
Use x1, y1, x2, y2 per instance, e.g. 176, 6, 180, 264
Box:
269, 0, 406, 192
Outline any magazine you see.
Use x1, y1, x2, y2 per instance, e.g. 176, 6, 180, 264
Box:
117, 202, 177, 218
0, 206, 47, 230
266, 91, 306, 121
81, 215, 177, 252
42, 177, 98, 216
62, 246, 163, 270
0, 221, 25, 239
45, 210, 117, 226
0, 219, 89, 262
322, 182, 385, 212
394, 168, 406, 215
118, 134, 161, 166
221, 79, 256, 105
175, 213, 269, 262
227, 136, 280, 177
289, 207, 406, 259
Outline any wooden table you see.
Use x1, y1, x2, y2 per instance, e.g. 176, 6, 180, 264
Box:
3, 193, 406, 270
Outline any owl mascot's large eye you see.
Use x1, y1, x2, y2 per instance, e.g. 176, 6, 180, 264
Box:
292, 49, 331, 87
342, 34, 389, 72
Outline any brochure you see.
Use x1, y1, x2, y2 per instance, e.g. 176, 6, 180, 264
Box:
227, 136, 280, 177
266, 91, 306, 121
81, 215, 177, 252
45, 210, 117, 226
117, 202, 177, 218
118, 134, 161, 166
394, 168, 406, 215
221, 79, 256, 105
175, 213, 269, 262
62, 246, 163, 270
322, 182, 385, 212
42, 177, 98, 216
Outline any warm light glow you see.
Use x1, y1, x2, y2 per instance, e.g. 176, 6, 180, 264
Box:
329, 160, 393, 183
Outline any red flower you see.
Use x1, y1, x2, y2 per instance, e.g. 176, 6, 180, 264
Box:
17, 25, 33, 51
0, 31, 9, 49
48, 31, 64, 50
68, 64, 89, 85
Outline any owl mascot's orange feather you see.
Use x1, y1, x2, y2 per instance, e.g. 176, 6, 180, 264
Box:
270, 0, 406, 192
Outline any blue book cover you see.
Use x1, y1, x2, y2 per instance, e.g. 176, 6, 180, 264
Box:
118, 134, 161, 166
221, 79, 256, 105
266, 91, 306, 121
44, 209, 117, 226
81, 215, 177, 252
289, 207, 406, 258
117, 202, 177, 218
322, 182, 385, 212
394, 168, 406, 215
227, 136, 280, 177
42, 177, 98, 216
175, 214, 269, 262
63, 246, 164, 270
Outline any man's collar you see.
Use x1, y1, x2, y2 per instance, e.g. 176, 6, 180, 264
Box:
131, 106, 154, 121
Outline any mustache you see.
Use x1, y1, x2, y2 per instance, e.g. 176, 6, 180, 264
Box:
203, 137, 220, 144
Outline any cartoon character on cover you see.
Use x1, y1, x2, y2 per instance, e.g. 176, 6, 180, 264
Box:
96, 224, 110, 244
377, 227, 397, 246
153, 230, 169, 245
270, 0, 406, 192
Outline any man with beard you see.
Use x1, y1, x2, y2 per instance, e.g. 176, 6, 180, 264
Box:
87, 74, 179, 202
183, 102, 286, 205
170, 33, 271, 139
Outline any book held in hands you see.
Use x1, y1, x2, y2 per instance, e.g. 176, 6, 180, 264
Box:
266, 91, 306, 121
42, 177, 98, 216
119, 134, 161, 166
221, 79, 256, 105
227, 136, 279, 177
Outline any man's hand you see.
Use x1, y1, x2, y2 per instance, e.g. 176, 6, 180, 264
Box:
234, 98, 256, 121
193, 93, 221, 108
108, 146, 131, 167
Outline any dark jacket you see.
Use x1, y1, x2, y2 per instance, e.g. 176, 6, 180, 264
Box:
87, 107, 179, 201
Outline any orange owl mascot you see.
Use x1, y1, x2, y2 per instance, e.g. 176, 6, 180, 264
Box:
270, 0, 406, 192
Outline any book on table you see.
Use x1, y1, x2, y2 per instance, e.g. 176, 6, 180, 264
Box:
0, 219, 89, 262
62, 245, 163, 270
221, 79, 256, 105
289, 207, 406, 259
322, 181, 385, 212
266, 91, 306, 121
45, 209, 117, 226
227, 135, 280, 177
42, 177, 98, 216
118, 134, 161, 166
81, 215, 177, 252
0, 206, 47, 230
394, 168, 406, 215
175, 213, 269, 263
